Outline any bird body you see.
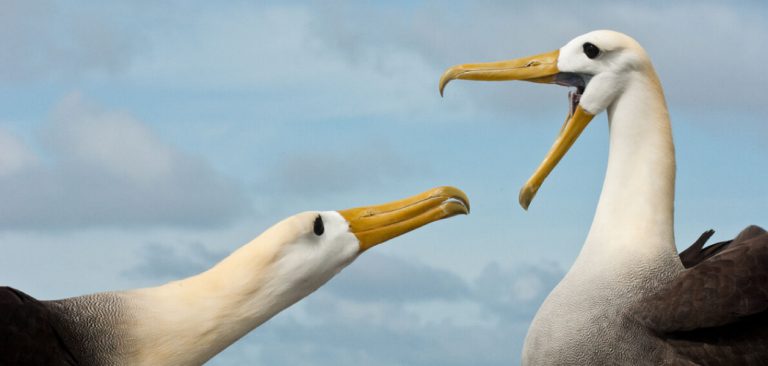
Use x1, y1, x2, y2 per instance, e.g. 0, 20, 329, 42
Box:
1, 187, 469, 365
522, 32, 682, 364
441, 30, 767, 365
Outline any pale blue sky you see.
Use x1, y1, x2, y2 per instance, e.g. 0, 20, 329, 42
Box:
0, 1, 766, 364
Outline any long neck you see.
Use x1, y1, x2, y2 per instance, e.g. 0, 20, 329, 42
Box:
576, 70, 681, 278
121, 240, 303, 365
521, 68, 683, 365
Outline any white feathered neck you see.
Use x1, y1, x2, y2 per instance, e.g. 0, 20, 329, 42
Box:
116, 212, 357, 365
522, 52, 684, 364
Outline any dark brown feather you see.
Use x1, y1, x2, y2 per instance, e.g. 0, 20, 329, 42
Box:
679, 229, 729, 268
678, 226, 767, 269
632, 225, 768, 365
0, 287, 79, 366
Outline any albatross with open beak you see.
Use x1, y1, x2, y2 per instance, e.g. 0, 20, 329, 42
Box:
441, 30, 767, 365
0, 186, 469, 366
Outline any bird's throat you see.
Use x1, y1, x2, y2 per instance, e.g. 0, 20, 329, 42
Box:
117, 239, 307, 365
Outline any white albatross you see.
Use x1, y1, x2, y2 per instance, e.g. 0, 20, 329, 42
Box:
0, 186, 469, 365
440, 30, 768, 365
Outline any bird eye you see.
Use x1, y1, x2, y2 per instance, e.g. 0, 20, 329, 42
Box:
583, 42, 600, 59
313, 215, 324, 236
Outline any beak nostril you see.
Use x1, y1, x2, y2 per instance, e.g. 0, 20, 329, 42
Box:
525, 61, 540, 67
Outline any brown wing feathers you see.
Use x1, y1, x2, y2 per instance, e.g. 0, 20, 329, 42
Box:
633, 226, 768, 365
0, 287, 79, 365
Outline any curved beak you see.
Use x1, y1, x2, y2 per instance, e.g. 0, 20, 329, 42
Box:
518, 106, 594, 209
439, 50, 560, 96
338, 186, 470, 252
439, 49, 595, 210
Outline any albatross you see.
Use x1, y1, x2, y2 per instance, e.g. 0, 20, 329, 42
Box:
440, 30, 767, 365
0, 186, 469, 365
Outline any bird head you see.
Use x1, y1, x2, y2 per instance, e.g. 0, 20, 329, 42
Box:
226, 186, 469, 301
439, 30, 657, 209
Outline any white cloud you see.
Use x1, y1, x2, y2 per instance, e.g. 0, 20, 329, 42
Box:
0, 127, 37, 176
0, 93, 249, 230
47, 94, 179, 186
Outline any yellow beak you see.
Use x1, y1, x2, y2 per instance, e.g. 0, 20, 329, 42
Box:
518, 106, 594, 209
338, 186, 470, 252
439, 50, 595, 209
439, 50, 560, 96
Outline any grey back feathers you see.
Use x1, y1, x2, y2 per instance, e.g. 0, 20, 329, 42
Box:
0, 288, 132, 366
46, 293, 133, 366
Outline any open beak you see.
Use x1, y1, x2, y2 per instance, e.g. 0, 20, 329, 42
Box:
439, 50, 595, 210
339, 186, 470, 252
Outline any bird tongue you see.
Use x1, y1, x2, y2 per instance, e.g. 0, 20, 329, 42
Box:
568, 88, 583, 119
559, 88, 583, 133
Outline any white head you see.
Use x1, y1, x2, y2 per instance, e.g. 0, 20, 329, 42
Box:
439, 30, 660, 208
252, 211, 361, 300
556, 30, 655, 115
207, 186, 471, 309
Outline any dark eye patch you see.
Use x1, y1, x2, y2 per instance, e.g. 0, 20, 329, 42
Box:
313, 215, 324, 236
583, 42, 600, 59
